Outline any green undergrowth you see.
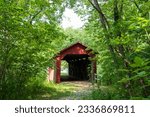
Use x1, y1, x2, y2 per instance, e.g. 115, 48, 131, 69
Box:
90, 86, 124, 100
88, 85, 150, 100
26, 80, 78, 100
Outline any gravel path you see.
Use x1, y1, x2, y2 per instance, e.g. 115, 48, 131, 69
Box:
59, 81, 92, 100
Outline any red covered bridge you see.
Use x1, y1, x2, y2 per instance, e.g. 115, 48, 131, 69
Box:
53, 42, 96, 83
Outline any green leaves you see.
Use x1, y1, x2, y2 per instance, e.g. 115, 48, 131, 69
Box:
130, 56, 150, 68
0, 0, 67, 99
77, 0, 150, 99
0, 0, 149, 99
130, 57, 144, 67
128, 17, 149, 31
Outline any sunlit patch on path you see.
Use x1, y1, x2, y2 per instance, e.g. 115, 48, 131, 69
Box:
59, 81, 92, 100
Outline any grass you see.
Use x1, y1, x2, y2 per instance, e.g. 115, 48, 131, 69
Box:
83, 85, 119, 100
29, 81, 79, 100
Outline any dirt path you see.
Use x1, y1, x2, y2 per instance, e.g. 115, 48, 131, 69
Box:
59, 81, 92, 100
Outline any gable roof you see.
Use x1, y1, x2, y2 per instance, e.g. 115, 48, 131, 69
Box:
55, 42, 95, 60
59, 42, 87, 54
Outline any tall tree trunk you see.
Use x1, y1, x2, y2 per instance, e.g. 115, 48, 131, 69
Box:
88, 0, 120, 71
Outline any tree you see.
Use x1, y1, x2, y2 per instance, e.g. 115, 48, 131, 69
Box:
69, 0, 150, 99
0, 0, 65, 99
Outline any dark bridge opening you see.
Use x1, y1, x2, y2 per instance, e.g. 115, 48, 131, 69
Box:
61, 54, 91, 81
54, 42, 96, 83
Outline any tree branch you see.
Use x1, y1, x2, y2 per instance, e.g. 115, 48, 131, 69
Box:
88, 0, 110, 30
30, 8, 44, 24
114, 0, 119, 22
131, 0, 141, 12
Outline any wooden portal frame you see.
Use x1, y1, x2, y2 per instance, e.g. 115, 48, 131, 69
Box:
54, 42, 96, 83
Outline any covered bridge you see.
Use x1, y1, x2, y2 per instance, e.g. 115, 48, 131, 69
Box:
53, 42, 96, 83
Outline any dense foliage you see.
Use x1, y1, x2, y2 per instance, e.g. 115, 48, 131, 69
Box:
0, 0, 66, 99
0, 0, 149, 99
74, 0, 150, 99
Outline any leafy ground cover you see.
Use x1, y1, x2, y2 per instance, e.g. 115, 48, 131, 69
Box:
35, 81, 92, 100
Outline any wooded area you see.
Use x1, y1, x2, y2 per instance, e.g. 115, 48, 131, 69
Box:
0, 0, 150, 99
